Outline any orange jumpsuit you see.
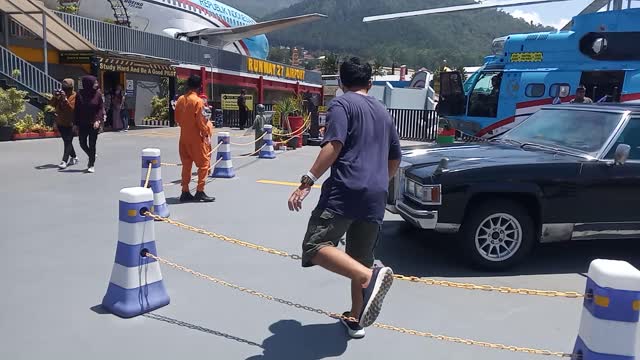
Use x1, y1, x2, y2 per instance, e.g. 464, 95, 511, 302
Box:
175, 91, 212, 193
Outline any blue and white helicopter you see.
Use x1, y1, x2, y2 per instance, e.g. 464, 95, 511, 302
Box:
364, 0, 640, 137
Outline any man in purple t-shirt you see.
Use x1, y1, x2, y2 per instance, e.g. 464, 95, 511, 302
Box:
288, 57, 402, 339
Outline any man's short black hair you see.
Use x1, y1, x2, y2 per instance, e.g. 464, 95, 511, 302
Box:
187, 74, 202, 90
339, 57, 372, 89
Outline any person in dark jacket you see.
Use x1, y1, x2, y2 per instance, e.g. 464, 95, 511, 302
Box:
51, 78, 78, 170
74, 75, 105, 173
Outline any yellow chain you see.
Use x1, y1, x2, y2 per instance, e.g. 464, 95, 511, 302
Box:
231, 132, 266, 146
144, 163, 152, 189
145, 212, 584, 299
144, 252, 574, 358
145, 212, 300, 260
392, 275, 584, 298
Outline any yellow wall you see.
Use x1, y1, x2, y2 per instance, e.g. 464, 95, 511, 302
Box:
8, 45, 59, 64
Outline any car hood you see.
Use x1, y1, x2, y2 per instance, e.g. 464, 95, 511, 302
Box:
401, 142, 583, 178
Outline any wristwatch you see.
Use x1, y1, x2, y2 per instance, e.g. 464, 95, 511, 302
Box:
301, 174, 314, 187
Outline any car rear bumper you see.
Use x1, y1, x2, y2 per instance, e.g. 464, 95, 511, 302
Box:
395, 200, 460, 233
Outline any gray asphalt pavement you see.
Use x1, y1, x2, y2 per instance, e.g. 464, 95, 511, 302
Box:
1, 126, 640, 359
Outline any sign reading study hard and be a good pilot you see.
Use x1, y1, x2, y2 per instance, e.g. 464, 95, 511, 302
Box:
247, 58, 305, 81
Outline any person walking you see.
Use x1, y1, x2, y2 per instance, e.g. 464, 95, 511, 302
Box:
175, 74, 215, 202
74, 75, 105, 173
51, 78, 78, 170
287, 57, 402, 339
237, 89, 249, 130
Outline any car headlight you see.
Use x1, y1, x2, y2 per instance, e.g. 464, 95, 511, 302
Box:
405, 179, 442, 205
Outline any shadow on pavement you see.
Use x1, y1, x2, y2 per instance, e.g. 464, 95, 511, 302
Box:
377, 219, 640, 277
34, 164, 60, 170
143, 313, 263, 348
246, 320, 349, 360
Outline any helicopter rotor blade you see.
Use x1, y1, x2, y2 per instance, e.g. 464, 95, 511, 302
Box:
560, 0, 612, 30
362, 0, 574, 23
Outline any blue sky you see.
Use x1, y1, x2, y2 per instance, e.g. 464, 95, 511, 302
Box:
501, 0, 630, 29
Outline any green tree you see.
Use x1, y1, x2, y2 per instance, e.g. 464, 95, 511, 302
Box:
320, 53, 338, 75
372, 60, 384, 76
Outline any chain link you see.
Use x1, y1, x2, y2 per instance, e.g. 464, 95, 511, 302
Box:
146, 212, 584, 299
144, 252, 574, 358
392, 275, 585, 298
231, 132, 266, 146
145, 212, 301, 260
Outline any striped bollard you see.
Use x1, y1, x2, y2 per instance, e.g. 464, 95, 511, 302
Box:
573, 259, 640, 360
141, 148, 169, 218
211, 132, 235, 178
101, 187, 170, 318
259, 124, 276, 159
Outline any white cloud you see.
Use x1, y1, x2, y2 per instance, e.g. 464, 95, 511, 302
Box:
505, 9, 570, 29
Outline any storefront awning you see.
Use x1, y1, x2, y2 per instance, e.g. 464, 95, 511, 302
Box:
0, 0, 95, 52
98, 54, 177, 77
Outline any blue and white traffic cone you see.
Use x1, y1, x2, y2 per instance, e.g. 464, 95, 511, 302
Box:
141, 148, 169, 218
259, 124, 276, 159
573, 259, 640, 360
211, 132, 235, 178
101, 187, 170, 318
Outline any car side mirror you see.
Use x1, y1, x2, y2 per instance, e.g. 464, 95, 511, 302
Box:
614, 144, 631, 165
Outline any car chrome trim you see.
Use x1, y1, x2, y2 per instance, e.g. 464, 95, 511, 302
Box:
540, 223, 574, 243
571, 222, 640, 240
435, 223, 460, 233
597, 112, 633, 160
395, 200, 437, 230
404, 181, 443, 206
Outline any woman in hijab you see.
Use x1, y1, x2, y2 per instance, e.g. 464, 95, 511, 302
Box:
74, 75, 105, 173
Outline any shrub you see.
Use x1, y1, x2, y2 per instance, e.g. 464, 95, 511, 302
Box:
144, 96, 169, 122
0, 87, 28, 127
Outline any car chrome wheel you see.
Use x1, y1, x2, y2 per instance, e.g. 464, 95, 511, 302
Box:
474, 213, 522, 262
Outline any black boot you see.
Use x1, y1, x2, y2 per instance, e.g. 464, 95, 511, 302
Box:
194, 191, 215, 202
180, 191, 195, 202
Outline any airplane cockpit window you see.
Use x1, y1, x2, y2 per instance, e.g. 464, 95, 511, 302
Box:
467, 72, 501, 118
550, 84, 571, 98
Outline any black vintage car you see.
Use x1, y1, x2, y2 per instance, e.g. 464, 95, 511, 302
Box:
388, 103, 640, 270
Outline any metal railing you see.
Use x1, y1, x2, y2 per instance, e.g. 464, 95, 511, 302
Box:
388, 109, 439, 141
53, 11, 322, 84
0, 44, 61, 96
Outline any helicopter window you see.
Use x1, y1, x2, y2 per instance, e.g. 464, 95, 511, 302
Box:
525, 83, 545, 98
467, 71, 501, 118
580, 32, 640, 60
550, 84, 571, 98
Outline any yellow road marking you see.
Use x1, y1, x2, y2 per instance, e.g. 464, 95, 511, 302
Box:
257, 179, 322, 189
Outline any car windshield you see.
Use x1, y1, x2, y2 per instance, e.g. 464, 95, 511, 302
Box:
500, 108, 623, 156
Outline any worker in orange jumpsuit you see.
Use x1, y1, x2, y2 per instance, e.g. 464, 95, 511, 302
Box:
175, 74, 215, 203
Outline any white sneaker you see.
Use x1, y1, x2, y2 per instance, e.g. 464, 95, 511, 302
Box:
70, 157, 79, 166
58, 161, 67, 169
87, 166, 95, 173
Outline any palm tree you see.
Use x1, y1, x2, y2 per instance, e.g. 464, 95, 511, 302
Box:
320, 53, 339, 75
372, 60, 384, 77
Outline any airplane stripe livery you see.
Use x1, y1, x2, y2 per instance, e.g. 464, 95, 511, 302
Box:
43, 0, 325, 60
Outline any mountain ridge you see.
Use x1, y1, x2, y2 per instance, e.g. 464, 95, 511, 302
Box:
260, 0, 555, 69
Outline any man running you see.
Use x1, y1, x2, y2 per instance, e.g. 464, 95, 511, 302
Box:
288, 57, 402, 339
175, 75, 215, 203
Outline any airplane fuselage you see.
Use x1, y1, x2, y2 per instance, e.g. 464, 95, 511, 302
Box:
46, 0, 270, 58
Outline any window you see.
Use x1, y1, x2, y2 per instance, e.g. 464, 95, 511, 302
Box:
605, 118, 640, 160
525, 83, 545, 97
467, 71, 502, 118
502, 109, 623, 156
550, 84, 571, 98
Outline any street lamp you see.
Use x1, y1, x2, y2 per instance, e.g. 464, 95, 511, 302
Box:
203, 53, 213, 101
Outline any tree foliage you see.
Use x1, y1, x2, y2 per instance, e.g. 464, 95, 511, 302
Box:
320, 53, 339, 75
262, 0, 553, 69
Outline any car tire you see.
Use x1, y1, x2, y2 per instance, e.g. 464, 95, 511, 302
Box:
459, 199, 535, 271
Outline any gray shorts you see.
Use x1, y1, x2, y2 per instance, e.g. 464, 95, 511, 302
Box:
301, 207, 380, 268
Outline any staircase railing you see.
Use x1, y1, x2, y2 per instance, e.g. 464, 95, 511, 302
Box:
0, 44, 61, 97
107, 0, 131, 27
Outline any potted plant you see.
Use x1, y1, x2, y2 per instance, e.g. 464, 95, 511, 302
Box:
0, 87, 29, 141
